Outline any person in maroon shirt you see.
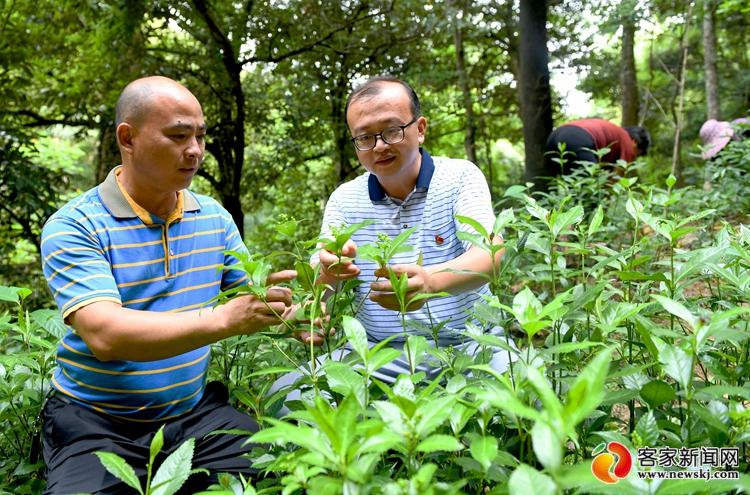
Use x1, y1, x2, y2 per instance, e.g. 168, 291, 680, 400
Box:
545, 118, 650, 176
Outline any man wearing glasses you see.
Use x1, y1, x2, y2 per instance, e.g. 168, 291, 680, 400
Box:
314, 75, 509, 382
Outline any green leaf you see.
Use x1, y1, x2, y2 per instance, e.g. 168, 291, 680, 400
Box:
634, 410, 659, 445
275, 218, 297, 238
0, 286, 26, 304
640, 380, 676, 408
372, 401, 408, 437
587, 205, 604, 237
540, 341, 603, 357
247, 367, 296, 377
367, 347, 402, 374
405, 334, 429, 371
250, 421, 329, 457
524, 197, 550, 223
294, 261, 317, 292
94, 452, 144, 495
31, 309, 68, 339
654, 478, 746, 495
323, 361, 366, 407
475, 384, 543, 422
151, 438, 196, 495
695, 385, 750, 401
503, 185, 527, 198
551, 205, 584, 238
670, 226, 696, 242
415, 395, 455, 438
652, 295, 697, 330
150, 426, 165, 469
456, 215, 489, 239
527, 367, 563, 424
493, 208, 515, 234
531, 421, 561, 471
692, 403, 729, 435
387, 227, 416, 258
615, 271, 667, 282
342, 316, 368, 362
538, 289, 574, 321
508, 464, 556, 495
469, 435, 498, 472
563, 347, 613, 429
512, 287, 542, 324
655, 339, 692, 390
625, 197, 643, 221
415, 434, 464, 453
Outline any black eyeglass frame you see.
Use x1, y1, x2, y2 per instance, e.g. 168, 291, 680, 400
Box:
350, 116, 419, 151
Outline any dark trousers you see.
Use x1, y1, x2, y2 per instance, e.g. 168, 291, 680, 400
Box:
545, 125, 598, 175
42, 382, 258, 495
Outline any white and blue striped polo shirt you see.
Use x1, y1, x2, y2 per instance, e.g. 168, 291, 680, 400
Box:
41, 167, 248, 421
319, 149, 495, 345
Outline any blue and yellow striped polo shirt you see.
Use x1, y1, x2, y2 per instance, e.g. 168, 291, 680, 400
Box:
41, 167, 248, 421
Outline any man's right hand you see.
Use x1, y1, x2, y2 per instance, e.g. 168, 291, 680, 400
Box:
222, 270, 296, 335
318, 239, 360, 281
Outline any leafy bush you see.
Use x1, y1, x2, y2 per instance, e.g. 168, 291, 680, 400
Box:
0, 287, 62, 494
5, 162, 750, 494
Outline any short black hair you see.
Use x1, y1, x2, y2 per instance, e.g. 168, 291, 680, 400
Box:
625, 126, 651, 156
345, 75, 421, 127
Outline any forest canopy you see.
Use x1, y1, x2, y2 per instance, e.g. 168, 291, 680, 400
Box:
0, 0, 748, 293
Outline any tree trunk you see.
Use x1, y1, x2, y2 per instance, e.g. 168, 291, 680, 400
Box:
452, 0, 478, 164
96, 120, 119, 184
519, 0, 553, 189
620, 9, 639, 127
671, 3, 694, 185
192, 0, 246, 238
703, 0, 720, 120
331, 70, 358, 184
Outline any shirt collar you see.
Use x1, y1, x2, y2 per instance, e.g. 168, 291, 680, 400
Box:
367, 148, 435, 202
98, 166, 200, 224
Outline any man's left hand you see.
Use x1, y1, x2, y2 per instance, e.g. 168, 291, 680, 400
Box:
370, 264, 434, 312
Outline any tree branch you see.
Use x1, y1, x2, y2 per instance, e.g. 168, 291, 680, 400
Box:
11, 110, 92, 128
241, 9, 383, 65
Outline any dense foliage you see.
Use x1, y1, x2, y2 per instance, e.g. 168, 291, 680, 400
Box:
1, 1, 749, 493
4, 153, 750, 493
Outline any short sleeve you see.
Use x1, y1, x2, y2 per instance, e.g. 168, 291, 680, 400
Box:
41, 216, 121, 320
453, 161, 497, 252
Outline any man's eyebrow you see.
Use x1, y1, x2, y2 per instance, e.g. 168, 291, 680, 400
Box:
352, 119, 404, 135
164, 123, 207, 132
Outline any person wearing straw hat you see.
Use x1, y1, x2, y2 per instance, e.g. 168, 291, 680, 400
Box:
699, 118, 750, 160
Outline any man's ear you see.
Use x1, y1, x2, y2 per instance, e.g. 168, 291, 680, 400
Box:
116, 123, 136, 154
417, 116, 427, 145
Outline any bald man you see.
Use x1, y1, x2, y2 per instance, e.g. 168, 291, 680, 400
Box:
40, 76, 296, 494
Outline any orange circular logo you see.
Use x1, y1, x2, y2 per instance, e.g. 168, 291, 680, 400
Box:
591, 441, 633, 483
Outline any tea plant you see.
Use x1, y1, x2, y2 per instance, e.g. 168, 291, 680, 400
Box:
95, 425, 207, 495
0, 286, 60, 495
8, 159, 750, 494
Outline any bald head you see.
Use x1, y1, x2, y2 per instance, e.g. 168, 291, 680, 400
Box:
115, 76, 199, 127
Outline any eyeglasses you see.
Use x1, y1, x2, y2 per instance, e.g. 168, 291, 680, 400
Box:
350, 117, 419, 151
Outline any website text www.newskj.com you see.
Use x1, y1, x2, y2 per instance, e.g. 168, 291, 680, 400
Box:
637, 470, 739, 480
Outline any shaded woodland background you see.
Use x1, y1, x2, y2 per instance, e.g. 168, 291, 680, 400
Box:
1, 0, 749, 304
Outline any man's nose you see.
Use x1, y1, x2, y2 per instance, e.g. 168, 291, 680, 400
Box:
372, 135, 390, 152
185, 136, 203, 158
